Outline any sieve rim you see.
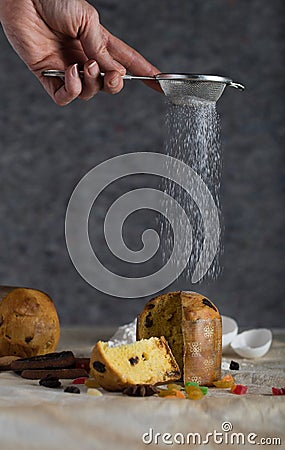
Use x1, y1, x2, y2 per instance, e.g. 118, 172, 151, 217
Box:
155, 74, 234, 84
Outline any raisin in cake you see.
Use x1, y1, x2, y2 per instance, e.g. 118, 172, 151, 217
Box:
90, 336, 181, 391
137, 291, 222, 386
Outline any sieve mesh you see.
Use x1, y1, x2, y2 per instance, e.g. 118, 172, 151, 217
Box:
158, 79, 227, 104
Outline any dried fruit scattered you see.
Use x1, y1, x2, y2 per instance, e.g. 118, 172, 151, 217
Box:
186, 387, 204, 400
185, 383, 208, 397
231, 384, 248, 395
39, 374, 61, 389
72, 377, 88, 385
213, 374, 235, 388
272, 387, 285, 396
164, 389, 186, 399
122, 384, 158, 397
87, 388, 103, 397
64, 386, 80, 394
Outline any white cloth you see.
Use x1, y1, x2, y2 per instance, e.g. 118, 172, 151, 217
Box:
0, 328, 284, 450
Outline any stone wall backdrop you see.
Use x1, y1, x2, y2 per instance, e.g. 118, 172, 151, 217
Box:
0, 0, 284, 327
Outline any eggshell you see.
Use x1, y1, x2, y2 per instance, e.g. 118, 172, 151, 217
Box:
222, 315, 238, 351
230, 328, 272, 359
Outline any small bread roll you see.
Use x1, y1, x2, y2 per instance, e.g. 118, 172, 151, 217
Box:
0, 287, 60, 357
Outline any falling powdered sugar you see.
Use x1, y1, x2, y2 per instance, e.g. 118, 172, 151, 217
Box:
160, 98, 222, 284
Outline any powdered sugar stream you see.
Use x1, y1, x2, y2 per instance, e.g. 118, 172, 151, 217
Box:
160, 99, 222, 284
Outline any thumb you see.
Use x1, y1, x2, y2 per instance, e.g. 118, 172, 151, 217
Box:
79, 10, 126, 75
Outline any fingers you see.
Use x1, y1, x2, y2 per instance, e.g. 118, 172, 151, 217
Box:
105, 29, 163, 94
79, 10, 126, 76
102, 70, 124, 94
39, 60, 123, 105
80, 60, 124, 97
52, 64, 82, 106
38, 64, 82, 106
80, 16, 161, 94
79, 60, 102, 100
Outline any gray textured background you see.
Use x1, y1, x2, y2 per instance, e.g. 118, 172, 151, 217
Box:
0, 0, 284, 327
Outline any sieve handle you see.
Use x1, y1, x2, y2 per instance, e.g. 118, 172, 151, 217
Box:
42, 70, 156, 81
229, 82, 245, 91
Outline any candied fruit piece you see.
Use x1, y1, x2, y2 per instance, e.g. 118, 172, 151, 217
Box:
158, 385, 185, 398
213, 374, 235, 388
185, 382, 208, 396
72, 377, 88, 385
164, 389, 185, 399
185, 381, 199, 387
157, 388, 171, 397
167, 383, 183, 391
231, 384, 248, 395
199, 386, 208, 395
187, 388, 204, 400
87, 388, 103, 397
272, 387, 285, 396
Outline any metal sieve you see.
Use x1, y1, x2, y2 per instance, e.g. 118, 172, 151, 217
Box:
42, 70, 245, 103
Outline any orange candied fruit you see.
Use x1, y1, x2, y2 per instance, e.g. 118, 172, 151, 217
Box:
158, 384, 185, 399
164, 389, 186, 399
213, 374, 235, 389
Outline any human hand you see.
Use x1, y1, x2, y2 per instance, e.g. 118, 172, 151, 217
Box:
0, 0, 161, 105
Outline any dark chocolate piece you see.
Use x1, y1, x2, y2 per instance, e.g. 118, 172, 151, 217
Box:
64, 386, 80, 394
122, 384, 158, 397
75, 358, 90, 373
229, 360, 240, 370
11, 351, 75, 371
21, 368, 88, 380
39, 374, 61, 388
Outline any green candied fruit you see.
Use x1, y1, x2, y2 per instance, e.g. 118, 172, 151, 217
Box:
199, 386, 208, 395
185, 382, 199, 387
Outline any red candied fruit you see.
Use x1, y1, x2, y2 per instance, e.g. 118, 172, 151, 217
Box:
231, 384, 248, 395
72, 377, 88, 385
272, 387, 285, 396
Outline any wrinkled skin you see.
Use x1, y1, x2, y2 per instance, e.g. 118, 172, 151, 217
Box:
0, 0, 161, 105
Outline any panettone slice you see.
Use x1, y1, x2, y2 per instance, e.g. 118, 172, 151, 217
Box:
90, 336, 181, 391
